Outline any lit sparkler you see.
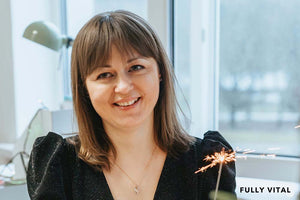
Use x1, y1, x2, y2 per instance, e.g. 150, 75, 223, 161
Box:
295, 125, 300, 128
194, 147, 236, 173
195, 145, 284, 199
195, 148, 236, 200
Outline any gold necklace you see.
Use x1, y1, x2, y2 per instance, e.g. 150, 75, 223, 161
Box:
113, 146, 157, 195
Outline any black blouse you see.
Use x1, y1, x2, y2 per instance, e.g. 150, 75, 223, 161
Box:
27, 131, 236, 200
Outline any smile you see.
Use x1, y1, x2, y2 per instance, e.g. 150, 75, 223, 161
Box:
114, 97, 141, 107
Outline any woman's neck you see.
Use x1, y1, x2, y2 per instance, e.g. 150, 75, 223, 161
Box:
103, 116, 157, 163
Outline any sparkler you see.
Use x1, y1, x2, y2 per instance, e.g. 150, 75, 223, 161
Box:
194, 132, 296, 200
295, 125, 300, 128
195, 148, 236, 200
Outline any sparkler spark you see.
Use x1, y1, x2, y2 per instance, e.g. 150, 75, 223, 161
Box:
236, 147, 242, 151
267, 154, 276, 158
195, 148, 235, 200
242, 149, 256, 154
194, 148, 236, 174
236, 155, 247, 159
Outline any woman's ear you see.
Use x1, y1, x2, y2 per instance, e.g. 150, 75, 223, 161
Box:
159, 74, 162, 81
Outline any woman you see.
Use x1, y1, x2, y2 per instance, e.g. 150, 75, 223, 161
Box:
27, 10, 236, 200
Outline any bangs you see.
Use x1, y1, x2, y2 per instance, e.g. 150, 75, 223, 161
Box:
75, 11, 160, 82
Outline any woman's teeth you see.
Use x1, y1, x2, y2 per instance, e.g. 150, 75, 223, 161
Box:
116, 98, 139, 107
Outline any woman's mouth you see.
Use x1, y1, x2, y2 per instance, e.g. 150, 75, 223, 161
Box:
114, 97, 141, 107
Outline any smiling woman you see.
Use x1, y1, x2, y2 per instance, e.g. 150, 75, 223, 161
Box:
26, 10, 236, 200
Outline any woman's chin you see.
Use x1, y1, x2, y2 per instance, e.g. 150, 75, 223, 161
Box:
115, 120, 144, 129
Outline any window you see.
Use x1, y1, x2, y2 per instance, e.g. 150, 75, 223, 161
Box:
174, 0, 300, 157
219, 0, 300, 157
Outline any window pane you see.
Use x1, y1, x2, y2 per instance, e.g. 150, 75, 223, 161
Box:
219, 0, 300, 156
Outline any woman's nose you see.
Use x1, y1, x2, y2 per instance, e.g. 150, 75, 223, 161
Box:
114, 74, 134, 94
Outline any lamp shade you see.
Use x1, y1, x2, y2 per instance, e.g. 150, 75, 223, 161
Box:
23, 21, 70, 51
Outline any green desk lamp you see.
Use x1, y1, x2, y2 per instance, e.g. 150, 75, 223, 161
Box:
23, 21, 73, 51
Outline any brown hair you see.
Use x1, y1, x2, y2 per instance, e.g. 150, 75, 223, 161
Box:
71, 10, 195, 171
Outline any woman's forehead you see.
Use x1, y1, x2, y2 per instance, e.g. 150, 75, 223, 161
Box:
112, 43, 139, 56
98, 44, 147, 64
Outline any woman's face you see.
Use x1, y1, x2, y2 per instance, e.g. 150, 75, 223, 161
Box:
85, 45, 160, 131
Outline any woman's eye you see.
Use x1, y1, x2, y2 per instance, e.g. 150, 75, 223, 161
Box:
129, 65, 144, 72
97, 72, 113, 79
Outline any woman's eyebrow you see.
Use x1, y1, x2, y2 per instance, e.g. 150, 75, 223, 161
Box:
101, 64, 111, 68
91, 65, 110, 74
96, 56, 146, 69
97, 64, 111, 69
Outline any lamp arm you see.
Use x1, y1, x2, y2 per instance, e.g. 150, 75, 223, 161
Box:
62, 36, 74, 49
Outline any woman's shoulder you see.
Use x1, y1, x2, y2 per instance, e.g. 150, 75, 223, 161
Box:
29, 132, 80, 171
176, 130, 234, 164
192, 130, 234, 154
33, 131, 78, 146
185, 130, 235, 164
27, 132, 79, 199
31, 132, 77, 158
28, 131, 79, 171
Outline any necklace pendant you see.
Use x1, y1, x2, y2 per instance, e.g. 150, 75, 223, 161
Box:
134, 186, 139, 194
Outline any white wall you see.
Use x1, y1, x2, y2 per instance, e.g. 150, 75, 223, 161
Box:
0, 0, 16, 142
0, 0, 64, 142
